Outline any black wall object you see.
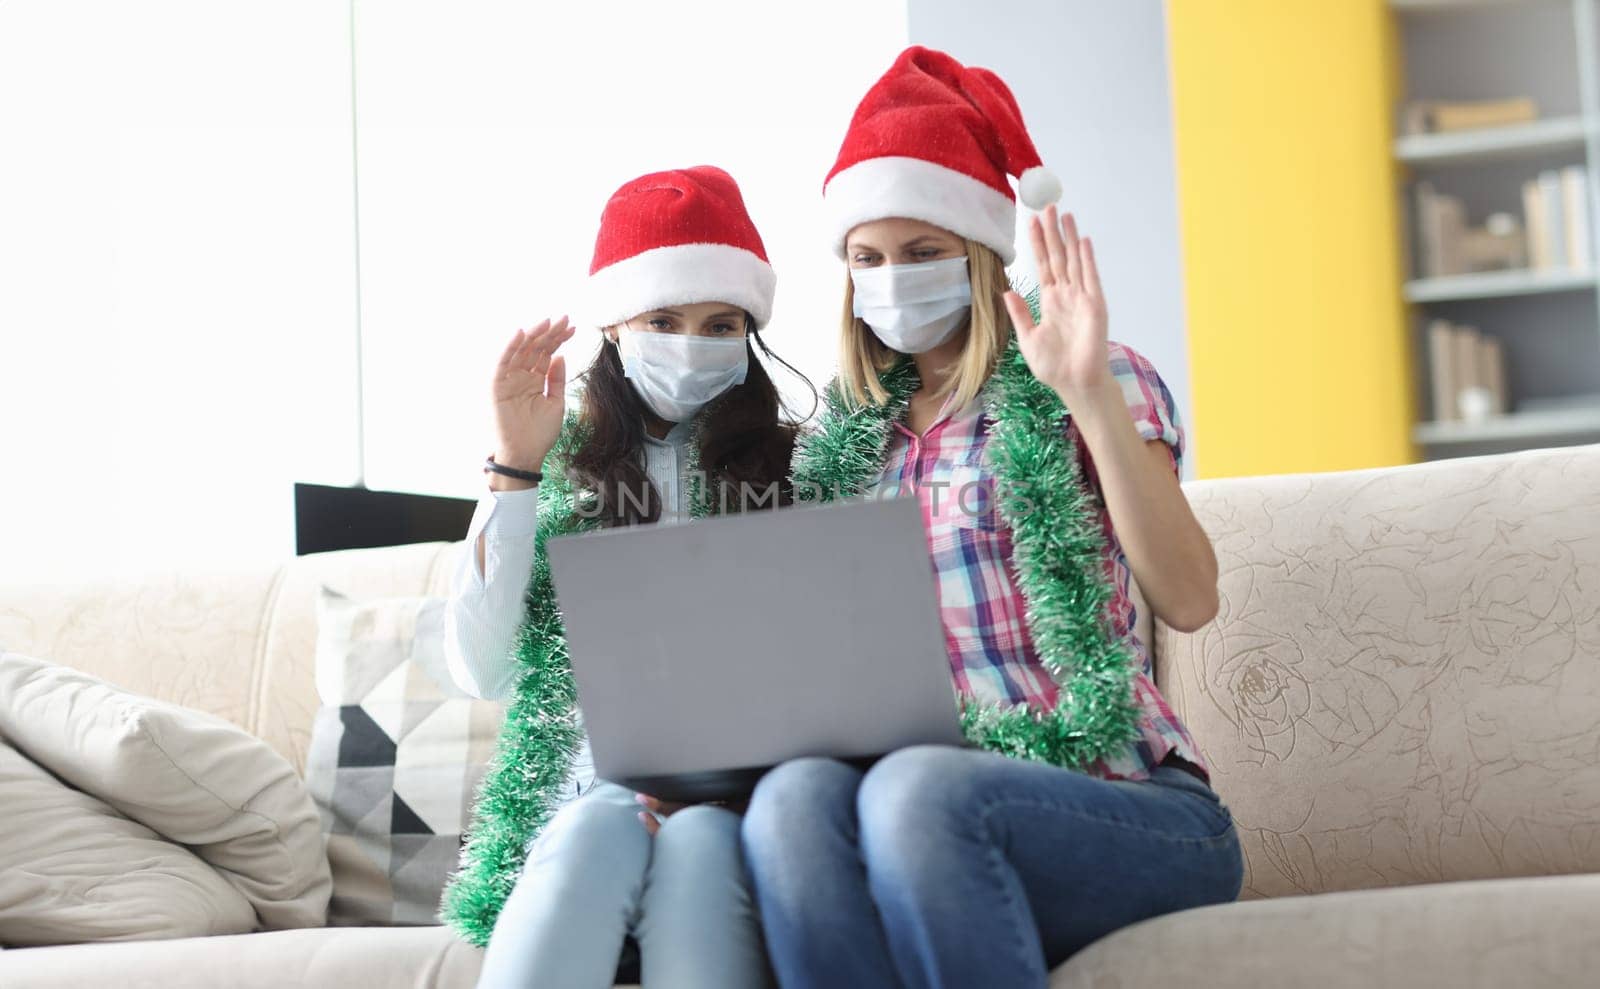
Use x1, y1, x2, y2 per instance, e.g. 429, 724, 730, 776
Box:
294, 483, 476, 556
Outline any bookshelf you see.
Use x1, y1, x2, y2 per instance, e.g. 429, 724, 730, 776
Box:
1394, 0, 1600, 459
1413, 401, 1600, 445
1403, 268, 1597, 302
1394, 115, 1587, 165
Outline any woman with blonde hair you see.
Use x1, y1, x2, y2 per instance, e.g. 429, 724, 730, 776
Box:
741, 47, 1244, 988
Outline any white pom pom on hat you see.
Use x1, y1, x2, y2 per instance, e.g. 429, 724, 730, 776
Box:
1019, 165, 1062, 211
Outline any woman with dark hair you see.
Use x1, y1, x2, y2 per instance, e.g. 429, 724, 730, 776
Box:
440, 165, 808, 989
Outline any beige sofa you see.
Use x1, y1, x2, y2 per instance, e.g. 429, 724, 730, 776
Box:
2, 443, 1597, 988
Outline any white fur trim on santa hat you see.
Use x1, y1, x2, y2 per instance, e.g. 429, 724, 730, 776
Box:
584, 242, 776, 330
824, 156, 1020, 265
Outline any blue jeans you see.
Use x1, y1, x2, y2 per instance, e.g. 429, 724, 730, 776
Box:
741, 745, 1243, 989
476, 783, 773, 989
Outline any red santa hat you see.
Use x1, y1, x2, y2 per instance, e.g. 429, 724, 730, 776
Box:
823, 46, 1062, 265
585, 165, 776, 329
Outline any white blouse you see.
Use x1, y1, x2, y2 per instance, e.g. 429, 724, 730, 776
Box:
443, 420, 696, 802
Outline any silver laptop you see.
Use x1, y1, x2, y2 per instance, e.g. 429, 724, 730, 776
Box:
545, 495, 965, 802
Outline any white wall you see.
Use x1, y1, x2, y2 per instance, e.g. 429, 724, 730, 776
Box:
906, 0, 1195, 472
0, 1, 358, 582
352, 1, 909, 498
0, 1, 911, 581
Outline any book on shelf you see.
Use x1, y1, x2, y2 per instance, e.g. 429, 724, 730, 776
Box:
1451, 324, 1482, 419
1426, 319, 1509, 423
1521, 167, 1593, 273
1523, 178, 1550, 270
1416, 182, 1467, 277
1402, 97, 1537, 136
1538, 170, 1568, 269
1427, 320, 1458, 423
1562, 165, 1591, 272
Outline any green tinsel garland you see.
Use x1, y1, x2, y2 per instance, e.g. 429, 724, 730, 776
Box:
790, 291, 1141, 770
442, 291, 1143, 945
440, 414, 713, 947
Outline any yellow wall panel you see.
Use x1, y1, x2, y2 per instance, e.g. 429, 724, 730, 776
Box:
1167, 0, 1416, 478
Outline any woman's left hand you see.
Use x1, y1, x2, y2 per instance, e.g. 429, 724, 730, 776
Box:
635, 793, 686, 836
634, 793, 749, 835
1004, 204, 1114, 407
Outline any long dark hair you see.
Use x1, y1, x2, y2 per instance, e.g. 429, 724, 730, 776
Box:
568, 317, 815, 527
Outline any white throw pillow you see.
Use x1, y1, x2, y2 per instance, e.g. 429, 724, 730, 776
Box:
0, 736, 257, 945
0, 651, 331, 931
305, 589, 504, 926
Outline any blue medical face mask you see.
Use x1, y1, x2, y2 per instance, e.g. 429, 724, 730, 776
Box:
850, 256, 972, 353
615, 326, 749, 423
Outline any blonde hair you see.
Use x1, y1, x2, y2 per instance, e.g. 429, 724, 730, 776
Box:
838, 238, 1012, 412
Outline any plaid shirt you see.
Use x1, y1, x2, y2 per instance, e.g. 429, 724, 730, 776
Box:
867, 342, 1209, 782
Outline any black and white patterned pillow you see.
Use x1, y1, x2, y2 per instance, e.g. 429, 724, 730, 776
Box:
305, 588, 504, 926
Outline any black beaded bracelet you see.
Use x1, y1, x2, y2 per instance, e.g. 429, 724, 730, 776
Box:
483, 456, 543, 484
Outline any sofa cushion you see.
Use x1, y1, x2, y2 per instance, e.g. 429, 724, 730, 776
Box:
0, 652, 331, 930
0, 925, 489, 989
1053, 873, 1600, 988
0, 736, 256, 946
1157, 444, 1600, 898
306, 589, 503, 926
0, 566, 279, 760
